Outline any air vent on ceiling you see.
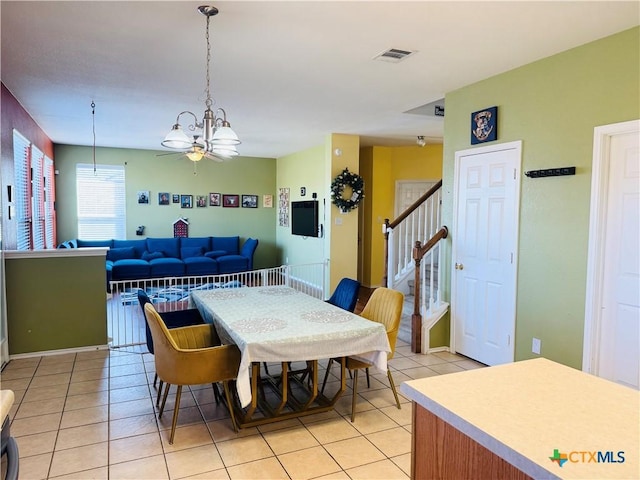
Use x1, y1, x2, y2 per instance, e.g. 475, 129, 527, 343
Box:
373, 48, 416, 63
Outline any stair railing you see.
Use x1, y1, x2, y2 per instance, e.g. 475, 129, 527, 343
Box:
383, 180, 442, 288
383, 179, 448, 353
411, 227, 448, 352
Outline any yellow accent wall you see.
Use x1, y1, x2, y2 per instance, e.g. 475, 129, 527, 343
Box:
360, 145, 443, 288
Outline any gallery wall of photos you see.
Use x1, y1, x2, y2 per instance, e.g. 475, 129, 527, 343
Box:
136, 191, 274, 209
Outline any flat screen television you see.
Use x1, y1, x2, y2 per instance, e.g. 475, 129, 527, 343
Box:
291, 200, 319, 237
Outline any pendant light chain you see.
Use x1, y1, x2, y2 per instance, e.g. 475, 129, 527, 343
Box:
91, 100, 97, 174
205, 14, 212, 109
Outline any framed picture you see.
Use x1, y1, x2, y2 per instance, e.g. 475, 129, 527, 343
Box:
137, 190, 149, 204
180, 194, 193, 208
196, 195, 207, 208
209, 192, 221, 206
471, 106, 498, 144
242, 194, 258, 208
172, 194, 180, 204
263, 194, 273, 208
158, 192, 170, 205
223, 194, 239, 208
278, 188, 290, 227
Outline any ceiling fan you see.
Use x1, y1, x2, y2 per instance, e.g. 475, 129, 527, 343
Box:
156, 135, 224, 163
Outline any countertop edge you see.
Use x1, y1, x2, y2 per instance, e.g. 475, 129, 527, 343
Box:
400, 381, 561, 480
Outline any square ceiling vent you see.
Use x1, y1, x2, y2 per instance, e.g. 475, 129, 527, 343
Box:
373, 48, 417, 63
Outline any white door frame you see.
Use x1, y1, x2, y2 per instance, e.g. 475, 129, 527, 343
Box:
450, 140, 522, 363
583, 119, 640, 374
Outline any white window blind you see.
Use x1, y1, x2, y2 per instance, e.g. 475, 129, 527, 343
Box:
13, 130, 32, 250
76, 164, 126, 240
44, 156, 56, 249
31, 145, 45, 249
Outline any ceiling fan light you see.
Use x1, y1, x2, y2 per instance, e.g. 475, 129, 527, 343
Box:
186, 150, 204, 162
211, 126, 241, 146
162, 125, 192, 149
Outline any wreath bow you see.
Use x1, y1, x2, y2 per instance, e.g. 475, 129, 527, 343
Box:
330, 168, 364, 213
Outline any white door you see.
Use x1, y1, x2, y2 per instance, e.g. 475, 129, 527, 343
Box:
452, 141, 521, 366
584, 120, 640, 389
395, 181, 436, 217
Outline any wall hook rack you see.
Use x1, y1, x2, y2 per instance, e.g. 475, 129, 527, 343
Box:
524, 166, 576, 178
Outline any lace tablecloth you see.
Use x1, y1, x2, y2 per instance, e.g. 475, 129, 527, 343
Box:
191, 286, 390, 407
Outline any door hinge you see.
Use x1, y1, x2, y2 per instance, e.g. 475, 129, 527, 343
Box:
513, 169, 517, 180
510, 252, 513, 264
507, 334, 511, 346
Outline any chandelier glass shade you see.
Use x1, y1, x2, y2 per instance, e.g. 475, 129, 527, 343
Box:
161, 5, 240, 160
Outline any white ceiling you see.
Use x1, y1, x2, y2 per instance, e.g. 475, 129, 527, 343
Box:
2, 1, 638, 158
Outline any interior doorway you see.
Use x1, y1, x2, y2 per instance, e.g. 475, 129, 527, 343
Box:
584, 119, 640, 390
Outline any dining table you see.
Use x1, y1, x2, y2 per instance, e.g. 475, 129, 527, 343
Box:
190, 285, 391, 427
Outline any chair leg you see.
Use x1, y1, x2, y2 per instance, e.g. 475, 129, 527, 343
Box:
212, 383, 222, 405
169, 385, 183, 445
158, 382, 171, 417
365, 367, 370, 388
153, 373, 158, 389
351, 369, 359, 422
223, 381, 238, 433
320, 358, 334, 394
157, 380, 170, 407
387, 369, 401, 409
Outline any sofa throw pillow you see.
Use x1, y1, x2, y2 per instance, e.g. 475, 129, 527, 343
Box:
142, 251, 164, 261
181, 247, 204, 260
204, 250, 227, 259
107, 247, 136, 262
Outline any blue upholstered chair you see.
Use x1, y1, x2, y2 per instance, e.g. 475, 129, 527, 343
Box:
326, 277, 361, 312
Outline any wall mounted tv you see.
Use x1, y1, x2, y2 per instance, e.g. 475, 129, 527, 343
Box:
291, 200, 319, 237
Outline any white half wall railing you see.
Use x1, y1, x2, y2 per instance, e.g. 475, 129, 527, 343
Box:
107, 262, 327, 349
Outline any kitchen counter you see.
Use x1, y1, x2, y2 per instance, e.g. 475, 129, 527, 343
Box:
400, 358, 639, 479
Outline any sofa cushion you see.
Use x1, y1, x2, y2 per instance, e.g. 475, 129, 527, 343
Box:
204, 250, 227, 259
111, 259, 151, 280
146, 237, 180, 258
149, 257, 184, 277
113, 239, 147, 258
217, 255, 249, 274
180, 237, 211, 251
180, 246, 204, 260
211, 236, 239, 255
107, 247, 135, 262
183, 256, 219, 276
77, 239, 113, 248
142, 250, 164, 261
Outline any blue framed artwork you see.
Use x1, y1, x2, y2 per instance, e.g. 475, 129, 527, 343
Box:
471, 106, 497, 144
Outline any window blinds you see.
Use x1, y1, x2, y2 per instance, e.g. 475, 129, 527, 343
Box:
76, 164, 126, 240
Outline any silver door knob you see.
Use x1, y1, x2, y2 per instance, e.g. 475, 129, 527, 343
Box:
455, 263, 464, 270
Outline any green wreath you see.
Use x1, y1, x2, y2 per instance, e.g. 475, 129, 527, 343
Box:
330, 168, 364, 213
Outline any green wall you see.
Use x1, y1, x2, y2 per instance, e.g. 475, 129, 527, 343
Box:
54, 145, 278, 269
275, 144, 327, 266
6, 253, 107, 354
442, 27, 640, 368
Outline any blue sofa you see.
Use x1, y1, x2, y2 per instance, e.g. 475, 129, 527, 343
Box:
59, 236, 259, 283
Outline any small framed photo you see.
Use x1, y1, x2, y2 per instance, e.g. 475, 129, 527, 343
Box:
158, 192, 170, 205
223, 194, 239, 208
172, 194, 180, 204
263, 194, 273, 208
471, 106, 498, 144
137, 190, 149, 204
242, 194, 258, 208
196, 195, 207, 208
209, 192, 221, 206
180, 194, 193, 208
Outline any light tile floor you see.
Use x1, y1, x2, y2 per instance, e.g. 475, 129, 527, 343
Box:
1, 343, 485, 480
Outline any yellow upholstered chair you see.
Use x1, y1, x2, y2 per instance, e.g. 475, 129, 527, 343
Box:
322, 287, 404, 421
144, 303, 241, 443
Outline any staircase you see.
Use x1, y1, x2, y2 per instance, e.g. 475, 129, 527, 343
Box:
383, 180, 448, 353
